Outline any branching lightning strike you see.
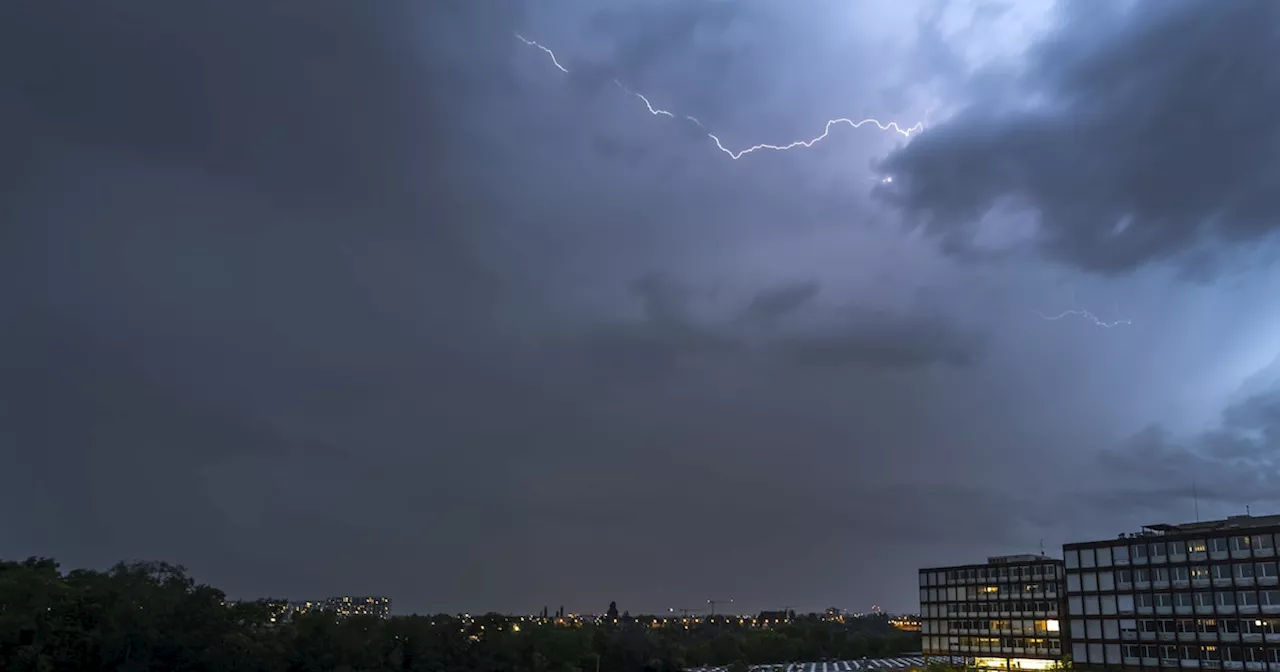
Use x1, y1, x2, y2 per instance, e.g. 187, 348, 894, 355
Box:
515, 34, 923, 161
1034, 309, 1132, 329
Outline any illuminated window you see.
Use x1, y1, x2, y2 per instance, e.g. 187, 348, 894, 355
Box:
1189, 539, 1208, 554
1046, 619, 1060, 632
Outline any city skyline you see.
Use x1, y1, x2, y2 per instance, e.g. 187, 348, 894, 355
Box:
5, 0, 1280, 615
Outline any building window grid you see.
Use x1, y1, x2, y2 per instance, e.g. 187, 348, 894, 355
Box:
1066, 530, 1280, 670
920, 561, 1067, 661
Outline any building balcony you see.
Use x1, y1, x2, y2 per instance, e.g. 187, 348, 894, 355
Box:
1136, 581, 1152, 590
1234, 549, 1255, 560
1240, 577, 1257, 587
1265, 633, 1280, 643
1212, 551, 1230, 561
1179, 632, 1197, 641
1216, 579, 1235, 588
1192, 552, 1208, 562
1255, 548, 1275, 558
1245, 662, 1264, 671
1227, 661, 1245, 670
1175, 579, 1191, 588
1243, 633, 1263, 643
1176, 606, 1193, 615
1259, 576, 1278, 586
1240, 605, 1260, 615
1171, 554, 1188, 563
1264, 605, 1280, 614
1197, 605, 1216, 614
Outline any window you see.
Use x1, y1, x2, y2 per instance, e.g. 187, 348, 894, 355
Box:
1211, 537, 1230, 553
1222, 619, 1241, 634
1238, 591, 1258, 606
1114, 546, 1130, 562
1260, 590, 1280, 605
1192, 565, 1210, 581
1225, 647, 1246, 662
1172, 566, 1189, 582
1202, 645, 1221, 661
1123, 644, 1142, 658
1178, 619, 1198, 633
1258, 562, 1278, 578
1254, 536, 1274, 551
1237, 563, 1256, 578
1153, 567, 1169, 582
1169, 540, 1187, 556
1176, 593, 1195, 607
1213, 564, 1233, 580
1142, 644, 1160, 658
1151, 543, 1167, 559
1117, 569, 1133, 584
1198, 619, 1218, 633
1160, 645, 1178, 661
1247, 647, 1267, 663
1216, 592, 1236, 607
1232, 536, 1252, 552
1139, 619, 1159, 634
1195, 592, 1215, 607
1135, 568, 1152, 582
1190, 539, 1209, 553
1137, 594, 1155, 607
1132, 544, 1149, 558
1156, 593, 1173, 607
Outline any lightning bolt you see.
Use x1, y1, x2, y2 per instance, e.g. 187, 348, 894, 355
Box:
1034, 309, 1132, 329
515, 34, 568, 73
515, 33, 923, 160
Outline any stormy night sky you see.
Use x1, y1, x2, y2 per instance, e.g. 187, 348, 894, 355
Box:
4, 0, 1280, 616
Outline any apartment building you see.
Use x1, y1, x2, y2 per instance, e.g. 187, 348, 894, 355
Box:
920, 554, 1067, 671
1063, 514, 1280, 671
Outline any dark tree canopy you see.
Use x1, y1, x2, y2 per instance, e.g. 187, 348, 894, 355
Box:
0, 557, 920, 672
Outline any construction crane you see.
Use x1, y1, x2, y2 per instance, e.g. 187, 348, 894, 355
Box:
706, 598, 734, 616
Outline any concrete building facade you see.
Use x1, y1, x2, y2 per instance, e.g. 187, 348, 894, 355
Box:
920, 554, 1067, 671
1064, 515, 1280, 671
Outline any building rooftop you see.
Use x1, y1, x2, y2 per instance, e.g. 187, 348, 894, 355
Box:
1139, 513, 1280, 535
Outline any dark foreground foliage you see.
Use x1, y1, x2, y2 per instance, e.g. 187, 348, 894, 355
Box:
0, 557, 919, 672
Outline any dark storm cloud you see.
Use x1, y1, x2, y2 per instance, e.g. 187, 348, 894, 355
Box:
1098, 367, 1280, 509
775, 310, 984, 370
742, 280, 821, 323
586, 0, 739, 79
575, 275, 982, 380
874, 0, 1280, 275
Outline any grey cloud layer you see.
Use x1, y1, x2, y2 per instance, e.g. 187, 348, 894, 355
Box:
3, 0, 1266, 617
875, 0, 1280, 275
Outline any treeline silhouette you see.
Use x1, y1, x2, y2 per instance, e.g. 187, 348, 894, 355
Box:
1, 558, 920, 672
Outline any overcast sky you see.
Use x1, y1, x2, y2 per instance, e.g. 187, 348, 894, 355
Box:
5, 0, 1280, 617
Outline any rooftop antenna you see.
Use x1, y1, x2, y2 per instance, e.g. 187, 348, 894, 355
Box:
1193, 479, 1200, 522
1039, 539, 1045, 556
